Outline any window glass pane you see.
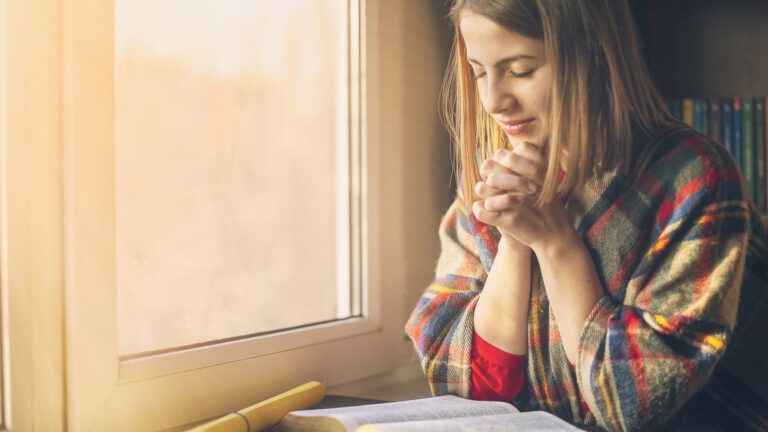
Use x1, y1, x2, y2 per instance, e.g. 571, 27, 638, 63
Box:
115, 0, 347, 356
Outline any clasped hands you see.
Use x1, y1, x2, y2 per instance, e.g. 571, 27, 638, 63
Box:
471, 141, 573, 252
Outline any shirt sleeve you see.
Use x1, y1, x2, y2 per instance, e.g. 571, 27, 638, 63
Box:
405, 193, 490, 398
567, 360, 593, 417
470, 330, 526, 402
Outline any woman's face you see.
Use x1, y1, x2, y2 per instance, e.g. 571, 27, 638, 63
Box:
459, 12, 552, 148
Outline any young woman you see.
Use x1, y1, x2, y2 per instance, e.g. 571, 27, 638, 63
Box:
405, 1, 768, 430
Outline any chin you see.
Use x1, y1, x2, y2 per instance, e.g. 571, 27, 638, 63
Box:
505, 135, 539, 148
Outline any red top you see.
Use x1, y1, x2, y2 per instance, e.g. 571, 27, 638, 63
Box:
469, 331, 526, 402
470, 330, 592, 416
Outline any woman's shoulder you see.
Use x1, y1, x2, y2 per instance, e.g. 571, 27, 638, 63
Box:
643, 125, 736, 173
634, 125, 743, 199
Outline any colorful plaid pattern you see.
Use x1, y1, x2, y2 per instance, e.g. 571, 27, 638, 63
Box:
405, 129, 768, 431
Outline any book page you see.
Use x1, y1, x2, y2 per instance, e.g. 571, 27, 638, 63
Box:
356, 411, 585, 432
281, 395, 518, 431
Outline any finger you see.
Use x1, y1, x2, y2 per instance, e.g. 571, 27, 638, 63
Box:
513, 142, 546, 184
492, 146, 544, 185
475, 180, 503, 200
476, 179, 524, 199
492, 148, 542, 184
472, 200, 500, 224
495, 210, 522, 237
485, 172, 539, 195
479, 158, 514, 180
484, 193, 524, 211
514, 141, 546, 164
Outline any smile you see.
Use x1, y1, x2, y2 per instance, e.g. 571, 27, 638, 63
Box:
499, 118, 534, 135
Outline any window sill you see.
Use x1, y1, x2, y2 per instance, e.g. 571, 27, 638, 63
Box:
328, 360, 431, 401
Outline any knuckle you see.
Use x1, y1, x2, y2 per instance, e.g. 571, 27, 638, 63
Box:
472, 202, 484, 218
480, 160, 491, 173
493, 173, 508, 188
503, 152, 516, 167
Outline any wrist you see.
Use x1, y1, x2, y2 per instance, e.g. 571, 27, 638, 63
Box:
531, 225, 582, 262
499, 234, 530, 253
529, 200, 580, 259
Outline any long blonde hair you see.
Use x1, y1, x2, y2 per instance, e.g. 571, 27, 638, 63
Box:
442, 0, 677, 207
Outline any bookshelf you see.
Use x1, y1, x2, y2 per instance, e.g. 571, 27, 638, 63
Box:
632, 0, 768, 217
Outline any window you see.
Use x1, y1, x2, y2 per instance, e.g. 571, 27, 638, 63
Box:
115, 0, 359, 357
58, 0, 403, 429
3, 0, 450, 429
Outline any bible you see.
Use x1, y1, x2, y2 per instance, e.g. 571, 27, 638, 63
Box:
274, 395, 584, 431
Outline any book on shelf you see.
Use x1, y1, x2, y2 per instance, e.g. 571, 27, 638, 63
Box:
693, 98, 702, 131
692, 98, 708, 135
683, 97, 694, 128
722, 98, 734, 156
756, 98, 766, 212
701, 98, 710, 136
709, 98, 721, 144
734, 97, 743, 174
743, 98, 755, 202
274, 395, 584, 432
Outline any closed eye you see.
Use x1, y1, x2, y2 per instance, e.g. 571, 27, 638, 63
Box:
510, 69, 534, 78
473, 68, 534, 81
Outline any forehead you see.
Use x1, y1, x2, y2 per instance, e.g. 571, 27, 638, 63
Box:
459, 13, 542, 63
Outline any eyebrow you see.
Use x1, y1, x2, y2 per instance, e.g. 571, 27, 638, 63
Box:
467, 55, 537, 68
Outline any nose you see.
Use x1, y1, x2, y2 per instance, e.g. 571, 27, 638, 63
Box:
481, 75, 515, 115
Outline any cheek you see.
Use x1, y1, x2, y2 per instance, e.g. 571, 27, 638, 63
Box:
524, 83, 551, 122
521, 67, 551, 114
536, 72, 553, 118
538, 92, 551, 122
521, 84, 549, 117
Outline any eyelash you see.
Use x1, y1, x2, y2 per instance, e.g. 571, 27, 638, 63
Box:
473, 69, 534, 81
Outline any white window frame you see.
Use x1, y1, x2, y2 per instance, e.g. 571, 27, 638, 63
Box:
2, 1, 66, 430
115, 0, 370, 378
3, 0, 445, 430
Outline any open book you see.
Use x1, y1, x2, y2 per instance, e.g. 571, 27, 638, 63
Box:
274, 395, 584, 431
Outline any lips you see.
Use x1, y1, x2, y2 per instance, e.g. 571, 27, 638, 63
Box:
499, 118, 535, 136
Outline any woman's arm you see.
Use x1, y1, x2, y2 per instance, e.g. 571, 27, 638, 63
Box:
473, 236, 532, 355
472, 150, 537, 355
475, 187, 604, 363
528, 203, 604, 363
